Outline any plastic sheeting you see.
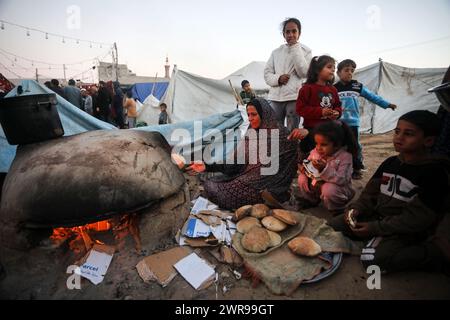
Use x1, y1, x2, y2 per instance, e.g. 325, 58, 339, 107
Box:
355, 61, 446, 134
0, 80, 246, 172
130, 82, 169, 103
162, 62, 446, 133
224, 61, 270, 92
161, 67, 241, 123
136, 94, 161, 125
0, 80, 116, 173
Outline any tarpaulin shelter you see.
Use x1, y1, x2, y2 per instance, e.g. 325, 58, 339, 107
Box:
0, 80, 246, 173
130, 82, 169, 103
160, 61, 446, 133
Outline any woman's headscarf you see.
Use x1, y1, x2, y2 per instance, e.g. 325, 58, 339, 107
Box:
237, 98, 299, 195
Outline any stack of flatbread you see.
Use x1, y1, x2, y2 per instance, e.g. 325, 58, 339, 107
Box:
234, 204, 302, 253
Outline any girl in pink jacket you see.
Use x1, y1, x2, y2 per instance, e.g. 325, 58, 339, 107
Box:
298, 121, 357, 215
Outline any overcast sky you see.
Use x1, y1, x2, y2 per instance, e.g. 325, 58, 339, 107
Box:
1, 0, 449, 81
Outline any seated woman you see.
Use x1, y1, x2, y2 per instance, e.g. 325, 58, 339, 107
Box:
186, 98, 308, 210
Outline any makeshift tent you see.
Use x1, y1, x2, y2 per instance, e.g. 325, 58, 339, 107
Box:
161, 61, 446, 134
224, 61, 269, 92
161, 66, 241, 123
136, 94, 162, 126
130, 82, 169, 103
352, 61, 445, 133
0, 80, 246, 173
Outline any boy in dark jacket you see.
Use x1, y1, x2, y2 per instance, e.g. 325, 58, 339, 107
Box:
329, 110, 449, 273
240, 80, 256, 104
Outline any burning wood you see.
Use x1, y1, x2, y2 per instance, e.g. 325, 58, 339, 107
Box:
49, 215, 142, 254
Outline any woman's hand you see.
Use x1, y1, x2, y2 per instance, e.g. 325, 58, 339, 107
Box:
389, 104, 397, 110
288, 128, 309, 141
312, 159, 326, 172
185, 162, 206, 175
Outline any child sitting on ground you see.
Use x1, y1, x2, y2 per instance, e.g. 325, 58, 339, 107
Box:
334, 59, 397, 179
297, 120, 357, 215
240, 80, 256, 104
328, 110, 449, 273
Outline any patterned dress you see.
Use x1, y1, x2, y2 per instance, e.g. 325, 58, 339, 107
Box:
203, 98, 299, 210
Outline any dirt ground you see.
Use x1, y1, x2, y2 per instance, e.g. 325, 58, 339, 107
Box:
0, 131, 449, 300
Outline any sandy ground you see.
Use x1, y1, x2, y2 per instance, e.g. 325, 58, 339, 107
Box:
0, 131, 449, 300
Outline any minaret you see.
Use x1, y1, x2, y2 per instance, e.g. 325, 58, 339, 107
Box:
164, 55, 170, 79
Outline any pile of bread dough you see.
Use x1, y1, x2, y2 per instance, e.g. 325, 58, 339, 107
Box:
233, 204, 322, 256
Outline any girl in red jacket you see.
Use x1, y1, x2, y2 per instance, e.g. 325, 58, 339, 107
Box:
296, 55, 342, 155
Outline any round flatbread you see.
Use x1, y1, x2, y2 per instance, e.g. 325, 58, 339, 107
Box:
266, 230, 282, 247
241, 226, 271, 253
236, 217, 262, 234
271, 209, 298, 225
288, 236, 322, 257
233, 205, 252, 222
261, 216, 288, 232
250, 204, 270, 219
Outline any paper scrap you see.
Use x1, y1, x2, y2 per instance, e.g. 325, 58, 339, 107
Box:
76, 245, 114, 285
210, 221, 236, 246
173, 253, 215, 290
182, 217, 211, 238
191, 196, 209, 214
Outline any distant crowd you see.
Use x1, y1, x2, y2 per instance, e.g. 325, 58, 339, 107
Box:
44, 79, 170, 128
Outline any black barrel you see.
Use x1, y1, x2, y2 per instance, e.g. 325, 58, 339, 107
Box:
0, 93, 64, 145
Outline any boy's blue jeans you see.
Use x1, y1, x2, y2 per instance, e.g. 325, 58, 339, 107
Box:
350, 126, 364, 170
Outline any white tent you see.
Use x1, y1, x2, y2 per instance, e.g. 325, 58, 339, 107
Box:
355, 61, 446, 133
161, 66, 240, 123
162, 61, 447, 134
224, 61, 269, 92
136, 94, 161, 125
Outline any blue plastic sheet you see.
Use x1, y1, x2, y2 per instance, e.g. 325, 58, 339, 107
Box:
130, 82, 169, 103
1, 80, 243, 172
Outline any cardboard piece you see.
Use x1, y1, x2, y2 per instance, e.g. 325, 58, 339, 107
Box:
197, 210, 233, 220
76, 244, 115, 285
173, 252, 216, 290
194, 213, 223, 227
136, 247, 192, 287
184, 236, 219, 247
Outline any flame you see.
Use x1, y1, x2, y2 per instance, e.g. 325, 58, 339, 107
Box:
48, 215, 140, 253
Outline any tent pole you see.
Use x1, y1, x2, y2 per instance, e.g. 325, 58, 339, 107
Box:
370, 58, 384, 134
114, 42, 119, 82
150, 73, 158, 97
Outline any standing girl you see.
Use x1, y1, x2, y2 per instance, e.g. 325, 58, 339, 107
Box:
264, 17, 312, 132
297, 121, 357, 215
296, 55, 342, 155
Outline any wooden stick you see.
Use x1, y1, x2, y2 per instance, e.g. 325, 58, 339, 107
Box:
150, 72, 158, 97
228, 79, 244, 105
